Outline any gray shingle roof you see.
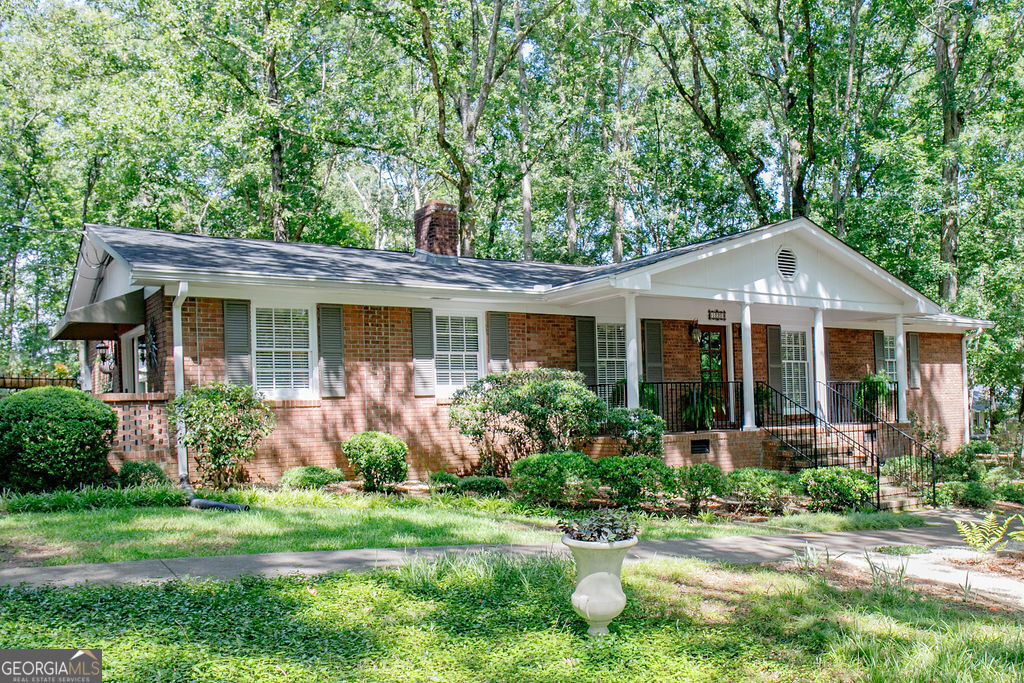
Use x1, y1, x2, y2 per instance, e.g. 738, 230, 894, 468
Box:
90, 223, 772, 292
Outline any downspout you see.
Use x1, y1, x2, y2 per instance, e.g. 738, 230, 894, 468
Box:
172, 281, 192, 493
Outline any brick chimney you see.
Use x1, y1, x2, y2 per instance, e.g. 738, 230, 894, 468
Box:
414, 200, 458, 264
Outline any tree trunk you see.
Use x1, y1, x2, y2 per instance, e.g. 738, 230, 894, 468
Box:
565, 186, 577, 256
266, 26, 287, 243
515, 0, 533, 261
611, 194, 624, 263
935, 5, 964, 302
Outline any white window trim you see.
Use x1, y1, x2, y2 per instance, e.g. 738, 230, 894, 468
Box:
119, 324, 146, 394
433, 309, 485, 400
883, 334, 897, 382
780, 326, 812, 413
250, 300, 319, 401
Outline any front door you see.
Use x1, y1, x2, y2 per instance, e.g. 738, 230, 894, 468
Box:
697, 325, 728, 421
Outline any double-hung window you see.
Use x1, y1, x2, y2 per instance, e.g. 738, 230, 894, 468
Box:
883, 335, 897, 381
434, 314, 480, 394
254, 307, 312, 396
781, 330, 809, 409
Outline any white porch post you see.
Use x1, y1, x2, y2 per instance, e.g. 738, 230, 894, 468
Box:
813, 308, 828, 419
172, 281, 191, 491
624, 292, 640, 409
77, 340, 93, 392
895, 313, 909, 423
741, 303, 756, 430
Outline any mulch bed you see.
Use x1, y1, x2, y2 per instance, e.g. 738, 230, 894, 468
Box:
942, 551, 1024, 579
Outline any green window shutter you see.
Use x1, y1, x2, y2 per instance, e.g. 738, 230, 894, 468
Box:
575, 316, 597, 386
318, 305, 346, 397
411, 308, 435, 396
907, 332, 920, 389
643, 319, 664, 382
824, 328, 831, 381
766, 325, 783, 392
488, 311, 510, 373
223, 300, 251, 386
873, 330, 885, 374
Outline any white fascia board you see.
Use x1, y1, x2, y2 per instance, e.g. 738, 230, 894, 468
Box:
609, 271, 652, 291
643, 283, 906, 313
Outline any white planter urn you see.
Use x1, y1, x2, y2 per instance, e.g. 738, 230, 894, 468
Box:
562, 534, 638, 636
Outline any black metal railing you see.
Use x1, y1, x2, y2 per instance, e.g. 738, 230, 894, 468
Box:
756, 381, 882, 508
825, 380, 899, 424
819, 381, 937, 506
589, 383, 626, 409
642, 380, 744, 432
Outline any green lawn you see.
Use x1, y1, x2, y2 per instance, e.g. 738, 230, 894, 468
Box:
0, 488, 927, 567
1, 553, 1020, 682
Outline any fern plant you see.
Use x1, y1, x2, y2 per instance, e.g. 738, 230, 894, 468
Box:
955, 513, 1014, 553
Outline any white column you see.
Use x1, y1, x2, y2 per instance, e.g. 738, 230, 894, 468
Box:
813, 308, 828, 420
624, 292, 640, 409
78, 340, 93, 392
741, 303, 756, 430
962, 333, 971, 442
894, 313, 909, 423
172, 281, 191, 490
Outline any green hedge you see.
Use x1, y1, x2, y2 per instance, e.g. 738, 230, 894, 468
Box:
117, 461, 170, 488
0, 386, 117, 492
726, 467, 802, 515
510, 451, 597, 507
799, 467, 875, 513
456, 475, 508, 496
935, 480, 993, 509
593, 456, 673, 507
279, 465, 345, 489
342, 432, 409, 492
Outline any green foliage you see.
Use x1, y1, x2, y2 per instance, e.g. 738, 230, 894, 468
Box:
0, 485, 188, 513
509, 451, 597, 507
726, 467, 802, 515
456, 475, 508, 497
873, 544, 930, 556
0, 386, 117, 492
168, 383, 275, 490
117, 461, 170, 488
935, 481, 994, 509
674, 463, 728, 514
681, 384, 725, 431
342, 432, 409, 493
557, 508, 638, 542
428, 471, 459, 490
593, 456, 673, 507
957, 440, 996, 458
936, 450, 986, 483
983, 465, 1018, 490
798, 467, 876, 513
279, 466, 344, 489
879, 455, 931, 489
955, 513, 1015, 553
854, 372, 891, 414
449, 369, 607, 476
998, 483, 1024, 504
604, 407, 665, 458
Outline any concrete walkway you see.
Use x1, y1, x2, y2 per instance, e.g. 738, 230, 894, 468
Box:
0, 511, 973, 589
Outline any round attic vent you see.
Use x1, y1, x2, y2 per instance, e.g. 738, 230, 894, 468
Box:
777, 248, 798, 280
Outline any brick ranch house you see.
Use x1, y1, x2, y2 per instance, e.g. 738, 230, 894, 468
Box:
53, 201, 992, 487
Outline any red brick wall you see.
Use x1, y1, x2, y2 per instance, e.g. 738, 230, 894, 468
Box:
507, 312, 576, 370
907, 332, 966, 450
826, 327, 875, 380
657, 320, 701, 382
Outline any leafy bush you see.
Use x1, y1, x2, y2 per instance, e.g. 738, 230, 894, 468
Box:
117, 460, 170, 488
593, 456, 673, 507
0, 386, 117, 492
854, 372, 891, 414
428, 471, 459, 490
798, 467, 876, 513
604, 407, 665, 458
558, 508, 638, 542
957, 440, 996, 458
342, 431, 409, 492
998, 483, 1024, 504
510, 451, 597, 507
681, 384, 726, 431
0, 484, 188, 514
726, 467, 802, 515
675, 463, 727, 514
983, 465, 1018, 490
879, 455, 930, 487
449, 368, 607, 475
935, 481, 994, 509
279, 465, 344, 489
936, 451, 986, 483
456, 475, 508, 496
168, 383, 275, 490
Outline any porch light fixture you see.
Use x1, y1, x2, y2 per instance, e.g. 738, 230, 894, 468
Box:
94, 341, 114, 376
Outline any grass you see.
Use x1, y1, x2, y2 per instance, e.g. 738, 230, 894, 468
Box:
873, 544, 931, 556
0, 488, 929, 567
1, 553, 1021, 682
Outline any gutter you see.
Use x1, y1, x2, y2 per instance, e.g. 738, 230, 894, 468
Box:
171, 281, 192, 493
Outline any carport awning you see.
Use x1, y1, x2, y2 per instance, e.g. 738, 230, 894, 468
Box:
50, 289, 146, 341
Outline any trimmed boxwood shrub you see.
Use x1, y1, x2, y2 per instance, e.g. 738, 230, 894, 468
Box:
594, 456, 673, 507
456, 475, 508, 496
429, 471, 459, 490
726, 467, 802, 515
510, 451, 597, 507
799, 467, 876, 512
604, 407, 666, 458
117, 461, 169, 488
675, 463, 727, 514
342, 431, 409, 492
0, 386, 117, 492
935, 480, 994, 509
279, 465, 344, 489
